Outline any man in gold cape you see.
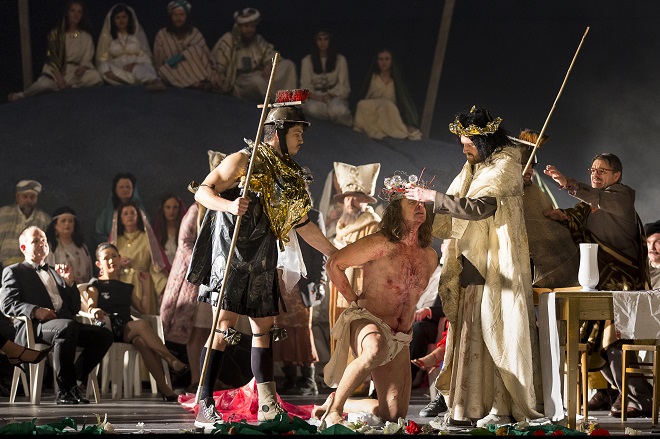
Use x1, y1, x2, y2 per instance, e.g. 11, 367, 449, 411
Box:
405, 106, 543, 427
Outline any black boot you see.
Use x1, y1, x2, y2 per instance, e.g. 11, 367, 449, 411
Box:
299, 365, 318, 396
279, 364, 300, 395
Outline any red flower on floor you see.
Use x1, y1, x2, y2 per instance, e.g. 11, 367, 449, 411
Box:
550, 430, 564, 436
588, 428, 610, 436
405, 420, 421, 435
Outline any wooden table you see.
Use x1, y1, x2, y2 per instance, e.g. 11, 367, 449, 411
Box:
553, 290, 613, 428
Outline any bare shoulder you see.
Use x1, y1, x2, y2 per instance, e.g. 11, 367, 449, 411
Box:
204, 151, 248, 186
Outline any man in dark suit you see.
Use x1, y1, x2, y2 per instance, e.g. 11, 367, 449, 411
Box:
0, 226, 113, 404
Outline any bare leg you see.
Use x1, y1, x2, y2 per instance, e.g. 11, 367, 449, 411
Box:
124, 320, 186, 372
187, 327, 208, 385
132, 336, 175, 397
322, 319, 389, 426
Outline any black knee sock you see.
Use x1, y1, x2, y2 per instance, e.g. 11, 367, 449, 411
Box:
251, 346, 274, 383
200, 347, 224, 400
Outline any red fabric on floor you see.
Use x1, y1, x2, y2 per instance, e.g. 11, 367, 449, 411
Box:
179, 378, 313, 422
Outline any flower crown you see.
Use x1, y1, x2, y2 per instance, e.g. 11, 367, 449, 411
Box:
380, 170, 434, 202
448, 106, 502, 137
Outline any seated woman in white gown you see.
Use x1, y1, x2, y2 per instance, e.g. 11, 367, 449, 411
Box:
353, 49, 422, 141
7, 0, 102, 102
96, 3, 164, 89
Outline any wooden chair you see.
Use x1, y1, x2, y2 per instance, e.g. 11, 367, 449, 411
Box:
621, 343, 660, 424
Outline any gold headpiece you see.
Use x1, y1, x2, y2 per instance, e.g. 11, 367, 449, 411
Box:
448, 106, 502, 137
380, 169, 434, 202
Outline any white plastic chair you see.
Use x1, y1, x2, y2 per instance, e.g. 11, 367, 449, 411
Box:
9, 314, 100, 404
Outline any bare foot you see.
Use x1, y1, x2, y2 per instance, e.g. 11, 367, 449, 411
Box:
7, 93, 22, 102
312, 392, 335, 419
322, 410, 345, 427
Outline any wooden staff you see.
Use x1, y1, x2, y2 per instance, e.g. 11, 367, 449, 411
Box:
522, 27, 590, 175
195, 53, 281, 404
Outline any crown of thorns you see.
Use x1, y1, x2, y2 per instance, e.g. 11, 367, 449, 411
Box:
380, 169, 435, 202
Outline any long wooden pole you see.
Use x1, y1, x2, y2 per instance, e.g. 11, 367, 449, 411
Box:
195, 53, 281, 404
420, 0, 455, 138
522, 27, 590, 175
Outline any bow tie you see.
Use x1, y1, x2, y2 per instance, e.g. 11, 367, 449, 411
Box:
35, 264, 49, 272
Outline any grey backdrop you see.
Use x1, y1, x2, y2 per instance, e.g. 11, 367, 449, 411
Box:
1, 0, 659, 247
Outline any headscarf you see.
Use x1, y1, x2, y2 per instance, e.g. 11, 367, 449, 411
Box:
167, 0, 191, 15
96, 3, 153, 66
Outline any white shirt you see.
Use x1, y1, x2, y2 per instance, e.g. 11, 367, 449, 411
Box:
31, 262, 63, 312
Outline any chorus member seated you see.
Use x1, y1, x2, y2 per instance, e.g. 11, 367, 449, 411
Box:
0, 227, 113, 404
153, 1, 221, 91
300, 30, 352, 126
353, 49, 421, 140
94, 172, 149, 246
82, 243, 188, 401
152, 194, 187, 268
8, 0, 102, 102
110, 201, 168, 315
0, 180, 51, 267
312, 175, 438, 427
211, 7, 297, 101
96, 3, 165, 90
45, 207, 93, 284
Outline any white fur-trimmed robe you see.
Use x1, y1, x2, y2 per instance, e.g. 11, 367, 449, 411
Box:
433, 147, 543, 421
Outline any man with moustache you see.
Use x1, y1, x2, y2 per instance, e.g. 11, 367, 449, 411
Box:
0, 180, 51, 267
405, 106, 543, 427
645, 220, 660, 288
211, 7, 297, 101
327, 162, 381, 355
544, 153, 652, 418
0, 226, 113, 404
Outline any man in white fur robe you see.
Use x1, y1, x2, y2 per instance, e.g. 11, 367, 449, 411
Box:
405, 106, 543, 427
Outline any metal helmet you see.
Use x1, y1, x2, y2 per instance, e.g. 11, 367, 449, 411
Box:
264, 106, 310, 129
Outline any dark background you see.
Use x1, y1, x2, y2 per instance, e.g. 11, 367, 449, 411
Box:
1, 0, 660, 247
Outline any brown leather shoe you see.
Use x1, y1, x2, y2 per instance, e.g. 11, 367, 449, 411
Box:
610, 406, 652, 418
610, 392, 622, 412
587, 389, 612, 410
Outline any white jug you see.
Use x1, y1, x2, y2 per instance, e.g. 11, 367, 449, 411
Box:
578, 243, 599, 291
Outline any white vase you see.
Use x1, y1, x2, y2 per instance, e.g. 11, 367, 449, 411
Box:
578, 243, 599, 291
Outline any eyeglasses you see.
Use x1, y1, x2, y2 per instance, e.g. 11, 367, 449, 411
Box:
587, 168, 614, 176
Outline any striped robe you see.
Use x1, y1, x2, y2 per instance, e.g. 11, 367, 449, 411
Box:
153, 27, 214, 88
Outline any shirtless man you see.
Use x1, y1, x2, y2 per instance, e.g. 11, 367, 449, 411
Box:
313, 180, 438, 426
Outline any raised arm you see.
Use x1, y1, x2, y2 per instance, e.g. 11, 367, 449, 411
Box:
326, 233, 388, 303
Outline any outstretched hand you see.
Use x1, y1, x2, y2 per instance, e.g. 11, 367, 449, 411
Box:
404, 186, 436, 203
544, 165, 568, 188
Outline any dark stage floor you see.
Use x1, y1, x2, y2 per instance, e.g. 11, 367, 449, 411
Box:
2, 385, 660, 435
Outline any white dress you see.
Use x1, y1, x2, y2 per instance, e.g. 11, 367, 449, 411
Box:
21, 31, 102, 98
353, 74, 414, 140
96, 6, 157, 85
